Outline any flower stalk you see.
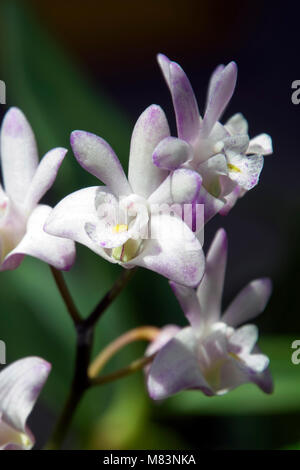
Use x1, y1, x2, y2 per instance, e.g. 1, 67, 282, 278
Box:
47, 267, 145, 449
47, 323, 93, 450
83, 267, 138, 329
50, 266, 82, 325
88, 326, 160, 378
90, 353, 156, 387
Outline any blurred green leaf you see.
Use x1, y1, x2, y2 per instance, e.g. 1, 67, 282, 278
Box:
0, 0, 132, 197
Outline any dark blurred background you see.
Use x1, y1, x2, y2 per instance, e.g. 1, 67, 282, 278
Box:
0, 0, 299, 449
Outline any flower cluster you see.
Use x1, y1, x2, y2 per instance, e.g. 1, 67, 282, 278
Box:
0, 54, 273, 449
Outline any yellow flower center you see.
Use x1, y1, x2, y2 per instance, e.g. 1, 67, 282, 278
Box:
112, 224, 128, 233
111, 224, 140, 263
227, 163, 241, 173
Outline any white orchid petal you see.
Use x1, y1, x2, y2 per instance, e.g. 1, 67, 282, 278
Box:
206, 64, 225, 110
146, 325, 180, 357
242, 353, 270, 373
0, 419, 34, 450
44, 187, 114, 263
148, 168, 201, 206
3, 205, 76, 271
24, 147, 67, 212
0, 357, 51, 437
229, 324, 259, 354
147, 327, 212, 400
227, 153, 264, 190
222, 278, 272, 327
225, 113, 248, 135
201, 62, 237, 137
71, 131, 131, 197
128, 105, 170, 198
152, 136, 193, 171
0, 108, 39, 205
169, 281, 203, 329
248, 133, 273, 155
129, 213, 205, 286
197, 228, 227, 323
157, 54, 201, 144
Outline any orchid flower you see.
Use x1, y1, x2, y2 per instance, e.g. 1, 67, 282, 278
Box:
153, 54, 272, 218
146, 228, 273, 399
45, 105, 205, 286
0, 357, 51, 450
0, 108, 75, 271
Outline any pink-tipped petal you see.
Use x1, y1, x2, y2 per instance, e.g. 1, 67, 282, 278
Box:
0, 357, 51, 442
24, 147, 68, 212
228, 154, 264, 190
152, 136, 193, 170
222, 278, 272, 327
249, 346, 273, 394
71, 131, 131, 197
0, 108, 39, 205
158, 54, 201, 144
201, 62, 237, 137
128, 105, 170, 198
157, 53, 172, 88
129, 213, 205, 286
0, 253, 25, 272
197, 228, 228, 324
3, 205, 76, 271
169, 60, 201, 144
206, 64, 225, 108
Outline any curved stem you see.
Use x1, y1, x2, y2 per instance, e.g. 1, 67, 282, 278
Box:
50, 266, 81, 325
88, 326, 160, 378
90, 353, 156, 387
84, 267, 138, 329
